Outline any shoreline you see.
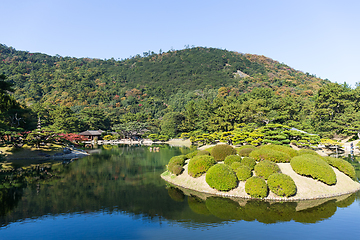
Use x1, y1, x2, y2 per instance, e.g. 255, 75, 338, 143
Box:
161, 161, 360, 202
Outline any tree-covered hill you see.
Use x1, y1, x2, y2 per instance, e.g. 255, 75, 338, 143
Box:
6, 43, 358, 141
0, 44, 327, 106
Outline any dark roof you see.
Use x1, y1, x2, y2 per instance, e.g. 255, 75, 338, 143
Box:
79, 130, 104, 136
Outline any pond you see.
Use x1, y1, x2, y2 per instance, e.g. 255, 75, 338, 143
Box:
1, 145, 360, 240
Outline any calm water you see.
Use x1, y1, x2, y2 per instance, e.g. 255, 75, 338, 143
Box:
1, 145, 360, 240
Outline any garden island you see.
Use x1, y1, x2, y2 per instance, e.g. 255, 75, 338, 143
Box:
161, 144, 360, 201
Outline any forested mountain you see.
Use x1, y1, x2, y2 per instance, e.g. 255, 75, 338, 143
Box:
1, 43, 359, 141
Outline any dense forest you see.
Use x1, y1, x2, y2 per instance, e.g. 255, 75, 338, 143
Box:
1, 43, 360, 145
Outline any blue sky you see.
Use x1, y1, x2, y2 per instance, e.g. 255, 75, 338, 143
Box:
2, 0, 359, 86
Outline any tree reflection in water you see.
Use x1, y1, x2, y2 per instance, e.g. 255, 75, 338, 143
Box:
0, 145, 359, 228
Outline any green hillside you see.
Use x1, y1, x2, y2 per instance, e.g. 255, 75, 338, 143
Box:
2, 44, 360, 141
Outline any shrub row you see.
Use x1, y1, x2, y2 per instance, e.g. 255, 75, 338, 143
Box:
188, 155, 217, 178
211, 144, 237, 162
290, 154, 337, 185
323, 156, 356, 179
167, 155, 188, 175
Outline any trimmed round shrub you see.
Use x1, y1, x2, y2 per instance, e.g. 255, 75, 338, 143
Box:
224, 155, 242, 166
206, 164, 238, 191
235, 165, 252, 181
323, 156, 356, 179
230, 162, 242, 170
249, 148, 291, 163
260, 144, 298, 158
241, 157, 257, 170
254, 160, 281, 180
237, 147, 255, 157
196, 150, 211, 156
188, 155, 216, 178
186, 151, 199, 159
298, 149, 321, 157
267, 173, 297, 197
236, 145, 257, 150
290, 154, 336, 185
236, 145, 256, 157
167, 155, 187, 175
245, 176, 268, 198
211, 144, 237, 162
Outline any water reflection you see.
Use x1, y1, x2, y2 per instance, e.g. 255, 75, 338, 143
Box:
167, 185, 358, 224
0, 145, 359, 229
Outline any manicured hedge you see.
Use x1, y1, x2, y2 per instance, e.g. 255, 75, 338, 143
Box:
245, 176, 268, 198
290, 154, 337, 185
254, 160, 281, 180
235, 165, 252, 181
211, 144, 237, 162
267, 173, 297, 197
241, 157, 257, 170
237, 148, 255, 157
230, 162, 242, 170
249, 148, 291, 163
186, 151, 198, 159
196, 150, 211, 156
206, 164, 238, 191
323, 156, 356, 179
224, 155, 242, 166
297, 149, 321, 157
236, 145, 256, 157
261, 144, 298, 158
167, 155, 187, 175
188, 155, 217, 178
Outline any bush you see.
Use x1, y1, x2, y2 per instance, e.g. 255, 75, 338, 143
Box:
224, 155, 242, 166
298, 149, 321, 157
249, 148, 291, 163
196, 150, 211, 156
323, 156, 356, 179
186, 151, 199, 159
188, 155, 217, 178
290, 154, 336, 185
254, 160, 281, 180
241, 157, 257, 170
245, 176, 268, 198
260, 144, 298, 158
235, 165, 252, 181
267, 173, 297, 197
237, 148, 255, 157
206, 164, 238, 191
236, 145, 257, 150
167, 155, 187, 175
211, 144, 237, 162
236, 145, 256, 157
230, 162, 242, 170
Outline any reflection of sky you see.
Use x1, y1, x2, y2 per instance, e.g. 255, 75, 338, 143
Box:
1, 198, 360, 240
